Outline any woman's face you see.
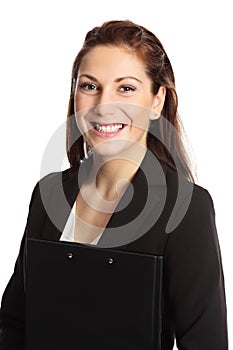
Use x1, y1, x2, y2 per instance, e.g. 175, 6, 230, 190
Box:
74, 45, 165, 158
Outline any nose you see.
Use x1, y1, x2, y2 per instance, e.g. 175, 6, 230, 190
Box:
94, 89, 117, 116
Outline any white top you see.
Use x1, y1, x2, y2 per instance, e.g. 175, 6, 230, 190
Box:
59, 200, 102, 245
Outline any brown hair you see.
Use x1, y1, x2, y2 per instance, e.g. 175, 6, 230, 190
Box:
66, 20, 196, 182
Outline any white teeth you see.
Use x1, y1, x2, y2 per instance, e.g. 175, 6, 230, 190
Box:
94, 123, 124, 133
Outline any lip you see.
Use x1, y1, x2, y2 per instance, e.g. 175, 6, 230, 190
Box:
88, 121, 127, 138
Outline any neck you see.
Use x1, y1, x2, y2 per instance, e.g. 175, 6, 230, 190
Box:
87, 145, 147, 202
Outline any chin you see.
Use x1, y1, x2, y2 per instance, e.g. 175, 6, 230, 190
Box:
91, 140, 137, 160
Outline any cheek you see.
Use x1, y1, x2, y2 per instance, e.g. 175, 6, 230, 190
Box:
132, 122, 150, 138
74, 94, 95, 112
74, 107, 90, 135
124, 104, 152, 130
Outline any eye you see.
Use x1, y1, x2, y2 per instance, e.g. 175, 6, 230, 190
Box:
78, 82, 99, 93
118, 85, 136, 93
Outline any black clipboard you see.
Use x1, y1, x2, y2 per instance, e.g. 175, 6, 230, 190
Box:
25, 238, 163, 350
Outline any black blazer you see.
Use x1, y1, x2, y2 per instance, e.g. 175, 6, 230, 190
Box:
0, 151, 228, 349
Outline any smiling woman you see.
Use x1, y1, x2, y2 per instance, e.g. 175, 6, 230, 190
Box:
66, 22, 191, 182
74, 45, 166, 160
0, 19, 228, 350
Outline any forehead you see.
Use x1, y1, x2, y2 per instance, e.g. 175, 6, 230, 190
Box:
78, 45, 148, 80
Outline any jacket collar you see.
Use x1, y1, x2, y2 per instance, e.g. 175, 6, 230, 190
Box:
43, 149, 169, 248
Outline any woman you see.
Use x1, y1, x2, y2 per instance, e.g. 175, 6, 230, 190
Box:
0, 20, 228, 349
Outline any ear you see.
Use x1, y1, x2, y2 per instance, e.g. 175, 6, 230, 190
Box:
150, 86, 166, 120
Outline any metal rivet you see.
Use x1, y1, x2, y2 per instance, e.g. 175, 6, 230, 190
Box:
68, 252, 73, 259
108, 258, 114, 264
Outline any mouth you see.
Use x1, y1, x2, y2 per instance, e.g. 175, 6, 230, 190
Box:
89, 122, 127, 134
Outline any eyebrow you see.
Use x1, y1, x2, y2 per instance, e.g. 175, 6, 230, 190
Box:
78, 74, 142, 84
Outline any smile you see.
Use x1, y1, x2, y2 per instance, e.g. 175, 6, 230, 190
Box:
90, 122, 127, 135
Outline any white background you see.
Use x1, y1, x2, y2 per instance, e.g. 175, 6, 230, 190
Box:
0, 0, 232, 347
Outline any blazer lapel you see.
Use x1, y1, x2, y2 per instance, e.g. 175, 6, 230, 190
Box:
96, 150, 168, 248
39, 168, 80, 241
40, 150, 168, 247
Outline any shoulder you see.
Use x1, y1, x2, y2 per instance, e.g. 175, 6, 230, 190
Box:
25, 167, 76, 237
167, 162, 214, 209
184, 182, 214, 219
164, 164, 215, 235
35, 167, 75, 191
28, 167, 75, 210
164, 175, 219, 258
184, 183, 215, 224
164, 172, 220, 266
38, 167, 73, 187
